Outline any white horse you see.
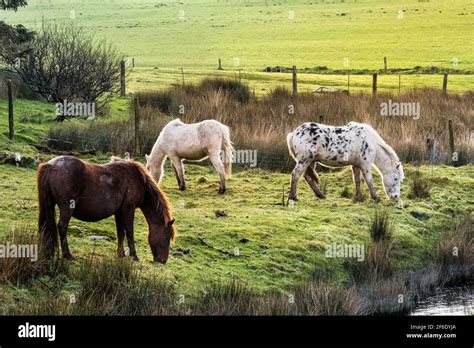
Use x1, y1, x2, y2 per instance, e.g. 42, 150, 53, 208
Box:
145, 119, 233, 194
287, 121, 404, 202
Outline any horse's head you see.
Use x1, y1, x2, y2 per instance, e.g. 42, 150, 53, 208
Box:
136, 161, 175, 263
382, 161, 404, 200
145, 153, 161, 183
148, 218, 175, 264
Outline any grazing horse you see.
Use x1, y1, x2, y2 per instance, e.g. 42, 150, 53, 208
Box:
287, 122, 404, 202
145, 119, 233, 194
37, 156, 175, 263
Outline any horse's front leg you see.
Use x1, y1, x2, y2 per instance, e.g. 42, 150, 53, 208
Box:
288, 159, 310, 201
58, 208, 74, 260
361, 166, 380, 202
123, 209, 139, 261
352, 166, 362, 198
114, 212, 125, 258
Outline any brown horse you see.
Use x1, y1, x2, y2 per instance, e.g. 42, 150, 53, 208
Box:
37, 156, 176, 263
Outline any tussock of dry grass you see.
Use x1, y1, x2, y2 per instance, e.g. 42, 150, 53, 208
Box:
408, 170, 431, 199
0, 228, 66, 286
438, 213, 473, 282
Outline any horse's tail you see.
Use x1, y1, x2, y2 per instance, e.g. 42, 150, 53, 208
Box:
37, 163, 58, 257
220, 125, 233, 176
286, 131, 296, 160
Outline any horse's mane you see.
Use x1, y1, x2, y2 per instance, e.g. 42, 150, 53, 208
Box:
111, 157, 176, 241
361, 123, 404, 180
166, 118, 184, 127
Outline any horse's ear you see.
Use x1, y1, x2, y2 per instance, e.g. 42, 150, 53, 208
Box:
167, 219, 175, 227
145, 154, 150, 163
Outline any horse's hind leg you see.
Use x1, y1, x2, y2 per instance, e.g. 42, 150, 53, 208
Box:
361, 166, 380, 202
114, 212, 125, 258
209, 150, 226, 194
169, 156, 186, 190
289, 159, 311, 201
58, 207, 74, 260
304, 165, 326, 199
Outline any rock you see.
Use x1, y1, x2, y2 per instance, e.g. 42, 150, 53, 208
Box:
0, 151, 37, 168
410, 210, 430, 221
88, 235, 111, 241
197, 176, 208, 184
215, 210, 228, 218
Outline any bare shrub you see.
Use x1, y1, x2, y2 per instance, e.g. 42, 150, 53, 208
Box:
1, 22, 122, 119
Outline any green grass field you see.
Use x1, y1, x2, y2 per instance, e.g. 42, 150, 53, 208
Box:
0, 92, 472, 311
3, 0, 474, 93
0, 156, 472, 295
127, 67, 474, 96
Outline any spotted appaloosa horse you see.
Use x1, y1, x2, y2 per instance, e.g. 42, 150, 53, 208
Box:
287, 121, 404, 202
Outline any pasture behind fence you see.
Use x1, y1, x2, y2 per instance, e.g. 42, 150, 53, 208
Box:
118, 56, 467, 96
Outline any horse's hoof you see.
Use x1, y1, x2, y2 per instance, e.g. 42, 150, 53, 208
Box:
63, 254, 75, 261
373, 197, 381, 203
218, 188, 226, 194
179, 186, 186, 191
288, 196, 298, 201
132, 255, 140, 262
317, 194, 326, 199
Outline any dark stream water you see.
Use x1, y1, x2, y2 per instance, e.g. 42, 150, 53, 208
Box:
410, 285, 473, 316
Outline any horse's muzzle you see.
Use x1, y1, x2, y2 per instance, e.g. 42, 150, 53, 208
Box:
154, 257, 167, 264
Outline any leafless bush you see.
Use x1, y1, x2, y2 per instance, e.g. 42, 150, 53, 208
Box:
1, 21, 122, 119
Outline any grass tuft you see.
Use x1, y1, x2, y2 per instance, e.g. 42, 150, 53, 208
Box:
408, 170, 431, 199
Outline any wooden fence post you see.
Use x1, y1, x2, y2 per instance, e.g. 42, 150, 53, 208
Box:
292, 65, 297, 96
426, 138, 436, 164
319, 115, 324, 123
120, 60, 126, 97
372, 73, 377, 96
218, 58, 223, 70
7, 79, 14, 141
384, 56, 387, 72
398, 74, 401, 93
448, 120, 455, 164
347, 74, 350, 93
442, 73, 448, 96
134, 97, 140, 157
132, 58, 135, 68
181, 67, 185, 86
